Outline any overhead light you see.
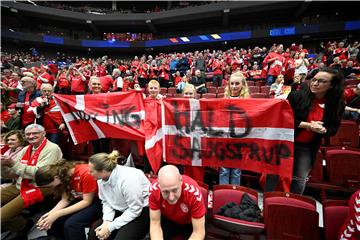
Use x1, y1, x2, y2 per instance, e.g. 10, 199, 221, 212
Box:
10, 8, 18, 13
9, 28, 15, 32
223, 9, 230, 13
86, 20, 92, 24
26, 0, 37, 5
146, 19, 151, 24
88, 11, 105, 15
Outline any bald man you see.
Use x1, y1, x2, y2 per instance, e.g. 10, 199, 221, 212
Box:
149, 165, 206, 240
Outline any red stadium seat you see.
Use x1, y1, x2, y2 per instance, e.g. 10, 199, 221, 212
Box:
250, 93, 269, 98
167, 87, 177, 94
160, 87, 167, 95
248, 86, 260, 94
323, 200, 349, 240
246, 80, 255, 86
217, 93, 224, 98
326, 149, 360, 188
207, 87, 217, 94
255, 80, 266, 87
260, 86, 271, 95
212, 185, 265, 236
206, 72, 214, 81
165, 93, 174, 98
328, 120, 359, 148
174, 93, 183, 98
206, 82, 214, 88
263, 192, 318, 240
202, 93, 217, 99
217, 87, 225, 94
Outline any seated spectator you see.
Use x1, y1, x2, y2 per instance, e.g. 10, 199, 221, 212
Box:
176, 76, 189, 94
1, 130, 27, 180
270, 74, 284, 97
149, 165, 206, 240
344, 83, 360, 120
173, 71, 182, 88
35, 160, 102, 240
190, 69, 207, 94
0, 124, 62, 239
290, 74, 307, 92
88, 151, 150, 240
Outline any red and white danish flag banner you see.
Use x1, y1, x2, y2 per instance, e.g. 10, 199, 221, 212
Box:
54, 91, 145, 145
146, 98, 294, 178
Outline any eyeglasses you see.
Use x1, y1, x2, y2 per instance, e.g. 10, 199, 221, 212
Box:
311, 78, 330, 84
25, 132, 42, 136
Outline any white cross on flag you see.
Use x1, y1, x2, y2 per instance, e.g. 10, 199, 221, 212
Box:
54, 91, 145, 145
145, 98, 294, 178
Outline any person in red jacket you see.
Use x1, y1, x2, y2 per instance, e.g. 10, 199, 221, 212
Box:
31, 83, 65, 145
263, 44, 285, 85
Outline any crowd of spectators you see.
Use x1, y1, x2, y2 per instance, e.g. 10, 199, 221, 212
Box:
1, 38, 360, 239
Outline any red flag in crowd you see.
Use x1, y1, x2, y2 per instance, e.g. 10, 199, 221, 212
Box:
54, 91, 145, 145
146, 98, 294, 179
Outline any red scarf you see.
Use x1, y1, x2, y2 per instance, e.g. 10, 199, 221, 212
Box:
20, 138, 47, 208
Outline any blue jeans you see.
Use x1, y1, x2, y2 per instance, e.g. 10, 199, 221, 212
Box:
219, 167, 241, 185
48, 197, 102, 240
266, 75, 277, 86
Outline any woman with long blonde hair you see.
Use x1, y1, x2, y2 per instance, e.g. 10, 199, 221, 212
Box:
220, 72, 250, 185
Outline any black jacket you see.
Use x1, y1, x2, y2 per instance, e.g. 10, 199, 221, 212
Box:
287, 89, 345, 150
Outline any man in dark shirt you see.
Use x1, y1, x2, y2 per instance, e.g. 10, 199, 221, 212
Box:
190, 70, 207, 94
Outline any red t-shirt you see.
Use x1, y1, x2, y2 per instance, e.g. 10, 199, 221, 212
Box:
295, 98, 325, 143
70, 164, 98, 200
99, 76, 113, 93
71, 75, 86, 93
344, 88, 360, 108
149, 175, 206, 225
58, 73, 70, 89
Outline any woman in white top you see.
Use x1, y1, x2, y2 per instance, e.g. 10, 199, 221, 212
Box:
88, 150, 150, 240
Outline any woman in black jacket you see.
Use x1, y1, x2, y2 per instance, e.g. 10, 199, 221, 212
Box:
266, 68, 345, 194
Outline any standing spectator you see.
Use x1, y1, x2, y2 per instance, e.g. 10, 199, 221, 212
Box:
35, 160, 101, 240
194, 53, 206, 73
31, 84, 65, 145
89, 77, 110, 154
212, 56, 224, 87
263, 45, 285, 85
16, 77, 42, 128
221, 72, 250, 185
343, 83, 360, 120
294, 52, 309, 82
56, 65, 71, 94
68, 65, 87, 94
333, 41, 349, 61
149, 165, 206, 240
0, 124, 62, 239
177, 53, 190, 76
2, 104, 21, 132
158, 59, 170, 88
147, 79, 164, 99
88, 151, 150, 240
348, 41, 360, 61
266, 68, 345, 194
